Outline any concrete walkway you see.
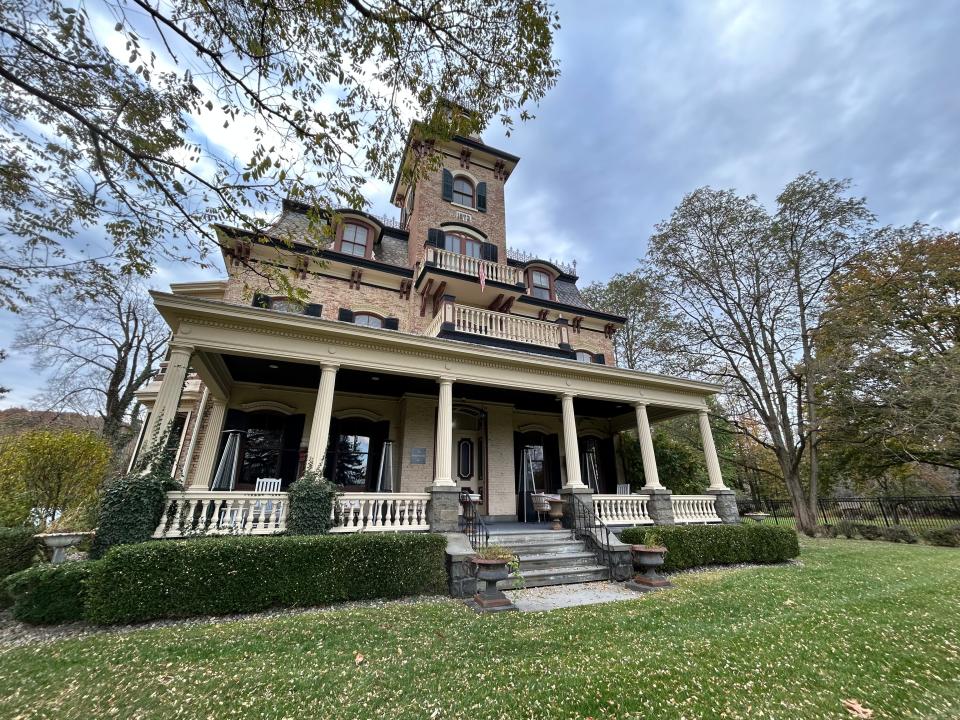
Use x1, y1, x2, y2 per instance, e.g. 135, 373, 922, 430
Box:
503, 581, 647, 612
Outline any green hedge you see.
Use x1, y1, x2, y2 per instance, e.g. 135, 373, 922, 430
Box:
620, 524, 800, 572
0, 527, 37, 579
920, 526, 960, 547
87, 533, 448, 624
3, 562, 94, 624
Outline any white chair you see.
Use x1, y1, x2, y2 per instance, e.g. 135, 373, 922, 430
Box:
253, 478, 282, 529
616, 483, 631, 495
530, 493, 551, 523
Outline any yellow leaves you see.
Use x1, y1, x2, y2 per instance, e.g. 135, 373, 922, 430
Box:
354, 651, 365, 667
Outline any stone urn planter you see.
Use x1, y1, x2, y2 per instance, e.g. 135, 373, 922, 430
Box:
627, 544, 672, 590
35, 531, 95, 564
466, 546, 519, 613
743, 512, 770, 524
545, 495, 564, 531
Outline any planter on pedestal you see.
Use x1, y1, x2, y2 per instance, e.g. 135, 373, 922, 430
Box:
625, 544, 672, 592
35, 531, 95, 564
466, 553, 519, 613
545, 496, 564, 531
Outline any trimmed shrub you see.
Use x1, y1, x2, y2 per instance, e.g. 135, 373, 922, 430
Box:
86, 532, 448, 624
921, 525, 960, 547
854, 524, 884, 541
881, 525, 918, 544
834, 520, 857, 539
0, 526, 38, 578
4, 562, 95, 624
286, 469, 338, 535
620, 524, 800, 572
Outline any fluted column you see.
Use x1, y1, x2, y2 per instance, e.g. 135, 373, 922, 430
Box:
191, 397, 227, 488
560, 393, 585, 488
634, 402, 664, 490
434, 377, 455, 486
306, 363, 339, 470
699, 409, 727, 490
141, 344, 193, 456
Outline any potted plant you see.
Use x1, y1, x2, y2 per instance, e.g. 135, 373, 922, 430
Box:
468, 544, 521, 612
628, 544, 672, 589
35, 505, 96, 564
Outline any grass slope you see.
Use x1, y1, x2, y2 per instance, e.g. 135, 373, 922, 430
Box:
2, 539, 959, 719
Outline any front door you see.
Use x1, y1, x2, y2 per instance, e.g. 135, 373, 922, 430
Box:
453, 407, 486, 514
514, 431, 561, 522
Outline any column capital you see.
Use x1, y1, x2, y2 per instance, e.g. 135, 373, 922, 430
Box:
319, 361, 340, 372
167, 343, 195, 358
437, 375, 456, 385
633, 400, 648, 409
558, 391, 577, 400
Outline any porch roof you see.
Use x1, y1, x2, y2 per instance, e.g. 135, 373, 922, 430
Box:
150, 292, 722, 413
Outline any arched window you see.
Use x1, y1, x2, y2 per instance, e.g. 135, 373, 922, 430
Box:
446, 232, 483, 258
529, 269, 554, 300
353, 313, 383, 328
340, 222, 370, 257
575, 350, 593, 363
452, 176, 474, 207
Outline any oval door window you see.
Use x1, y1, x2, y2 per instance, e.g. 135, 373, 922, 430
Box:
457, 438, 474, 479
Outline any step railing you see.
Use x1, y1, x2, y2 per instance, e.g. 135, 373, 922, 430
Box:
153, 491, 288, 538
426, 247, 522, 285
672, 495, 722, 524
593, 494, 653, 526
331, 492, 430, 532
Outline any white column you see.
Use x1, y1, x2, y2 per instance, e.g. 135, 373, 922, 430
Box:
560, 393, 586, 488
306, 363, 339, 470
141, 344, 193, 454
191, 397, 227, 488
699, 409, 727, 490
634, 402, 664, 490
434, 377, 455, 486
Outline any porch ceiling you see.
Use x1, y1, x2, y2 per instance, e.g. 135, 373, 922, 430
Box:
220, 354, 687, 421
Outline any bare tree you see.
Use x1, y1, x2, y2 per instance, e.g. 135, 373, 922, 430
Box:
14, 272, 168, 448
647, 173, 873, 533
0, 0, 560, 310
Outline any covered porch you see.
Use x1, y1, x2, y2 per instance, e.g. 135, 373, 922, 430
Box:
144, 292, 736, 539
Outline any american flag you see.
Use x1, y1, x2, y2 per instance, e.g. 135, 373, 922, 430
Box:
478, 262, 486, 292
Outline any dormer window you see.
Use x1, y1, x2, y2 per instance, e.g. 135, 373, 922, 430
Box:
452, 177, 474, 207
339, 222, 370, 257
530, 269, 553, 300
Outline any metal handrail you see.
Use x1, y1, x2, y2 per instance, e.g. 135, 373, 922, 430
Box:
459, 490, 490, 549
571, 494, 616, 581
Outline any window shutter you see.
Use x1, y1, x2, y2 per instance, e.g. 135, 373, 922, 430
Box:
303, 303, 323, 318
481, 242, 498, 262
476, 182, 487, 212
427, 228, 444, 248
337, 308, 354, 322
252, 292, 271, 309
383, 317, 400, 331
592, 354, 606, 365
442, 169, 453, 201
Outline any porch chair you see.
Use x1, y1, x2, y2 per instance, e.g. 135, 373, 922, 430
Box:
252, 477, 282, 529
616, 483, 631, 495
530, 493, 551, 523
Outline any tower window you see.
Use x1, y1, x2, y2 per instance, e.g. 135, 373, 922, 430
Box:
575, 350, 593, 363
452, 177, 474, 207
446, 232, 482, 258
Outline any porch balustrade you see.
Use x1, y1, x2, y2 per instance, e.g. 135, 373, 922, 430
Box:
153, 490, 288, 538
331, 492, 431, 533
425, 247, 522, 285
430, 303, 566, 348
671, 495, 722, 524
593, 494, 653, 526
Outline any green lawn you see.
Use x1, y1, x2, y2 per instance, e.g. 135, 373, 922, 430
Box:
3, 539, 960, 720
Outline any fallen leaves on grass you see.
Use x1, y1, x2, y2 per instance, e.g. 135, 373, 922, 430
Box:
842, 699, 873, 718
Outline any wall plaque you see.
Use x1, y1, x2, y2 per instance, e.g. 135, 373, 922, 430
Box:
410, 447, 427, 465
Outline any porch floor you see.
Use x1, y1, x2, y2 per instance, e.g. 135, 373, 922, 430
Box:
482, 521, 555, 534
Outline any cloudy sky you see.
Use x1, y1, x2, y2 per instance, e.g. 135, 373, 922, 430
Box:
2, 0, 958, 407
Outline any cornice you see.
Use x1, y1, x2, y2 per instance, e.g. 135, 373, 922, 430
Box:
150, 292, 722, 399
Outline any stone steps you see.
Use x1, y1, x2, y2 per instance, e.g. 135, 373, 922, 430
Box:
486, 527, 608, 589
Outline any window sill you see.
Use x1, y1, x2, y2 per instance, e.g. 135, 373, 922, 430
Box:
449, 201, 476, 212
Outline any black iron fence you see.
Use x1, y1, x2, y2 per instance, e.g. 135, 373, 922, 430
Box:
740, 496, 960, 530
